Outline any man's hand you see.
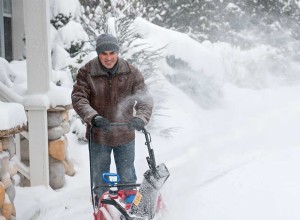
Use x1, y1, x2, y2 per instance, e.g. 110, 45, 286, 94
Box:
128, 117, 145, 131
92, 115, 111, 131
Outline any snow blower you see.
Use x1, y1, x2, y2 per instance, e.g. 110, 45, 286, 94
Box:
89, 123, 170, 220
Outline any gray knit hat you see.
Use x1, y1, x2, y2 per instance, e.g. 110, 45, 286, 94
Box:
96, 34, 120, 54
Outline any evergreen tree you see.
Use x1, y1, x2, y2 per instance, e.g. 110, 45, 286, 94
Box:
138, 0, 300, 50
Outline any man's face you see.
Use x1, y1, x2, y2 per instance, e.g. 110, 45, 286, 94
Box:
98, 51, 118, 69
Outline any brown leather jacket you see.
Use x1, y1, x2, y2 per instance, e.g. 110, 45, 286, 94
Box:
71, 57, 153, 146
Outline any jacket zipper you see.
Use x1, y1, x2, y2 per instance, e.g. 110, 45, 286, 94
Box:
108, 73, 112, 88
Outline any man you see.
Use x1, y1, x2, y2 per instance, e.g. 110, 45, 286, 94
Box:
71, 33, 153, 196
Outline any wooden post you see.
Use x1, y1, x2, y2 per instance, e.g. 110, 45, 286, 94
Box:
23, 0, 51, 93
26, 106, 49, 186
23, 0, 51, 186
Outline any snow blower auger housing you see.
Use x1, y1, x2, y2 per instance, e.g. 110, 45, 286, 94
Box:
89, 123, 170, 220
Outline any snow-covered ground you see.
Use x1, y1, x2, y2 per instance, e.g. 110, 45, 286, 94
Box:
14, 82, 300, 220
163, 84, 300, 220
5, 17, 300, 220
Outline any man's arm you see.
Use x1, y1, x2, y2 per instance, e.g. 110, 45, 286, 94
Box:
71, 68, 98, 125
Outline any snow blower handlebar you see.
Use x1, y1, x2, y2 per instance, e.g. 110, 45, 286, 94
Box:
141, 128, 158, 176
110, 123, 158, 175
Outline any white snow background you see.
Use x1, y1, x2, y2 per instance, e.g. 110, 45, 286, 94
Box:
1, 10, 300, 220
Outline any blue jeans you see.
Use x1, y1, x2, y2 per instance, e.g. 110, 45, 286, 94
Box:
90, 140, 137, 196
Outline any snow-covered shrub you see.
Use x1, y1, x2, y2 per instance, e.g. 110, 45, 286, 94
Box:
50, 0, 90, 80
50, 13, 72, 29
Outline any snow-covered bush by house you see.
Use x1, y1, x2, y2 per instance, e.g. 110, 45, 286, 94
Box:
50, 0, 91, 81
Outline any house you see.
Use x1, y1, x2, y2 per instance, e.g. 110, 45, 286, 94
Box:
0, 0, 73, 191
0, 0, 24, 61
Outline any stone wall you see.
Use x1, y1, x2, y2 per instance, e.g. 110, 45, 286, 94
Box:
19, 106, 75, 189
0, 134, 21, 220
0, 106, 75, 219
48, 107, 75, 189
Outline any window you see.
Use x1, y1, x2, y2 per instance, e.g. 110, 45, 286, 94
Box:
4, 17, 12, 61
3, 0, 12, 14
0, 0, 12, 61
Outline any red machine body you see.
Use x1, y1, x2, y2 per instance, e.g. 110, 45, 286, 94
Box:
93, 189, 164, 220
89, 125, 169, 220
